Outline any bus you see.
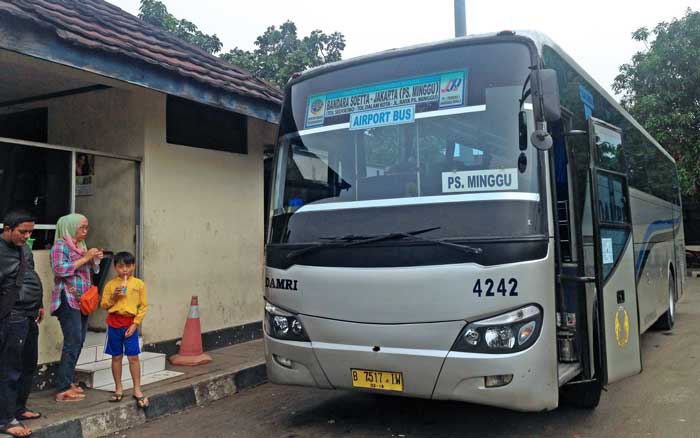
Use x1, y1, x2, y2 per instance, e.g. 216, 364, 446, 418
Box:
263, 30, 685, 411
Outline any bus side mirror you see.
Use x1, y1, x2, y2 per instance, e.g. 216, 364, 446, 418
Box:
533, 69, 562, 123
531, 129, 553, 150
519, 111, 528, 150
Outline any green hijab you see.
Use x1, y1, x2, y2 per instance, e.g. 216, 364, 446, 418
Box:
55, 213, 88, 252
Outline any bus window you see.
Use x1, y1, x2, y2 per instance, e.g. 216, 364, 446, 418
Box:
358, 125, 418, 199
282, 134, 354, 208
596, 172, 628, 224
594, 122, 625, 173
271, 42, 544, 244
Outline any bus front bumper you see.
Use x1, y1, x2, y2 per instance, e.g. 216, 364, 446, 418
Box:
265, 333, 334, 390
431, 343, 559, 411
264, 318, 558, 412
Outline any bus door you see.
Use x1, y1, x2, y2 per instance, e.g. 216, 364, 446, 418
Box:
586, 117, 642, 384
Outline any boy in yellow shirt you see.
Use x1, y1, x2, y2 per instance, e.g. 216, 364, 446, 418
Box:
100, 252, 149, 408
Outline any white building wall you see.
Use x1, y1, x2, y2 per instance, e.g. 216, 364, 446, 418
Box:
0, 55, 277, 363
140, 95, 274, 344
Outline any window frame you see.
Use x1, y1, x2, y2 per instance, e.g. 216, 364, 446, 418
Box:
0, 136, 142, 257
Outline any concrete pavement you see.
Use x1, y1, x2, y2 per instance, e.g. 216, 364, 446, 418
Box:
29, 340, 266, 438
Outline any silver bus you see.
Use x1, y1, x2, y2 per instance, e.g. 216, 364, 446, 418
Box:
264, 31, 685, 411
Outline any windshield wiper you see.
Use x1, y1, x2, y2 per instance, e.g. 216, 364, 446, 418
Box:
286, 226, 439, 259
346, 231, 483, 255
319, 226, 440, 243
286, 226, 482, 260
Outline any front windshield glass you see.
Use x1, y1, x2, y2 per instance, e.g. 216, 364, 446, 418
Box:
270, 42, 545, 244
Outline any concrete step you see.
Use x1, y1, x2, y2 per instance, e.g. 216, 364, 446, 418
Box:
93, 370, 184, 392
77, 335, 143, 365
83, 330, 106, 347
75, 351, 167, 388
28, 339, 266, 438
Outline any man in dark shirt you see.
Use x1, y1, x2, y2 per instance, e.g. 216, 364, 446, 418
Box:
0, 211, 38, 438
14, 231, 44, 425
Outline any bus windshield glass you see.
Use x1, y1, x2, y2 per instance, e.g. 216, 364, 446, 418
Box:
270, 42, 545, 244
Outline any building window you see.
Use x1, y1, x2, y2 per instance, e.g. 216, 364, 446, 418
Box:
0, 141, 71, 249
0, 108, 48, 142
166, 96, 247, 154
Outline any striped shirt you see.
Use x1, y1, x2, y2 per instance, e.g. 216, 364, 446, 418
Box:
50, 239, 98, 314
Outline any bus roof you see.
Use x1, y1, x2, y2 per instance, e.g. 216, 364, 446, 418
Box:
296, 30, 532, 80
530, 33, 675, 164
293, 30, 675, 164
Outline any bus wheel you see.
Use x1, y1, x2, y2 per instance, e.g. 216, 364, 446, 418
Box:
654, 273, 676, 331
561, 379, 602, 409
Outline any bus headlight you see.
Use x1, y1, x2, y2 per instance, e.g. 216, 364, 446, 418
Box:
265, 302, 310, 342
484, 326, 515, 349
452, 305, 542, 353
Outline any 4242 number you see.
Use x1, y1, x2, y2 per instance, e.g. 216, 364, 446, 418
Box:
472, 278, 518, 297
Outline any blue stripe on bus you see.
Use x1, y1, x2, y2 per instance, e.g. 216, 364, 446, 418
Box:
634, 218, 680, 278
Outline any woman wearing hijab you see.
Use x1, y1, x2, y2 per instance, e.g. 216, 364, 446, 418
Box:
50, 214, 103, 402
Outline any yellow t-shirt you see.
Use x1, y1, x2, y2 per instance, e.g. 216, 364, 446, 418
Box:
100, 276, 148, 325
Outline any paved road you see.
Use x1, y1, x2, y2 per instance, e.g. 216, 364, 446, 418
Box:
124, 279, 700, 438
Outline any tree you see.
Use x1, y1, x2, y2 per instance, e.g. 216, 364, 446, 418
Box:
138, 2, 345, 88
139, 0, 222, 54
221, 21, 346, 88
613, 8, 700, 204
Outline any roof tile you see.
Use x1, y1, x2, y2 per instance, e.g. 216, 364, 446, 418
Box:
0, 0, 283, 105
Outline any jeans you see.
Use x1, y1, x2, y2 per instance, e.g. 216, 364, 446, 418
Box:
55, 294, 88, 392
15, 318, 38, 416
0, 313, 29, 427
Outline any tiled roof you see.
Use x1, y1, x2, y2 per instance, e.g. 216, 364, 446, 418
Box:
0, 0, 282, 105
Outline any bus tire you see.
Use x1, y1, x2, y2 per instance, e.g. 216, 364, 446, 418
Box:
654, 272, 676, 331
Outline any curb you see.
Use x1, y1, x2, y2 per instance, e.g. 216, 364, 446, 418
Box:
32, 363, 267, 438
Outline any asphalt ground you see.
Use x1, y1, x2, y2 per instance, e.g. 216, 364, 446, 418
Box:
123, 278, 700, 438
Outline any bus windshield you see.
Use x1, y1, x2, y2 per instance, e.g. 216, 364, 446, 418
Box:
270, 42, 546, 244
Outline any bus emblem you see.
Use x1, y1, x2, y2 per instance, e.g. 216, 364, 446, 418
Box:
441, 79, 462, 93
614, 306, 630, 347
310, 99, 324, 115
265, 277, 299, 291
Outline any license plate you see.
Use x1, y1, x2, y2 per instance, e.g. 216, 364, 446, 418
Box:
351, 368, 403, 392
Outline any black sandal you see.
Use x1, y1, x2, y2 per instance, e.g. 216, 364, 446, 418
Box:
0, 420, 32, 437
133, 395, 149, 409
108, 393, 123, 403
16, 411, 41, 421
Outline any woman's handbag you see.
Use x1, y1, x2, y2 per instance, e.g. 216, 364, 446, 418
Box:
79, 285, 99, 315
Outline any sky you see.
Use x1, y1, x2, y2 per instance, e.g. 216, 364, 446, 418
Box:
107, 0, 694, 99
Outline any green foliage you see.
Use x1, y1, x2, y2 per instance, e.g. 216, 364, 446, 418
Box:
613, 8, 700, 203
139, 0, 222, 54
138, 2, 345, 89
220, 21, 346, 88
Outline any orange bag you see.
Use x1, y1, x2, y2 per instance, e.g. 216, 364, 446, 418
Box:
80, 285, 99, 315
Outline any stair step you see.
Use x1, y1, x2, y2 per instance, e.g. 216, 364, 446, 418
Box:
75, 352, 166, 388
93, 370, 184, 392
83, 331, 107, 347
77, 345, 99, 366
78, 337, 144, 365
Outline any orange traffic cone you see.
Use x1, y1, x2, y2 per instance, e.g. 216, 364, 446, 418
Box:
168, 296, 213, 366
